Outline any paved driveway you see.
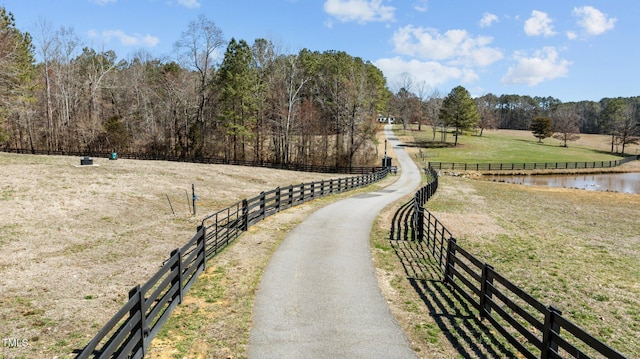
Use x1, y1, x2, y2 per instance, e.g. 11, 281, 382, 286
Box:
248, 126, 422, 358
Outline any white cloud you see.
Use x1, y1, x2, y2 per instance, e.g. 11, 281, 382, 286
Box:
566, 31, 578, 40
323, 0, 395, 24
573, 6, 616, 35
413, 0, 428, 13
524, 10, 556, 37
391, 25, 503, 67
479, 13, 498, 28
374, 57, 478, 90
501, 47, 571, 86
89, 29, 160, 47
178, 0, 200, 9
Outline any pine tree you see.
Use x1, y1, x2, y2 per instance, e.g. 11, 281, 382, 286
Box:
439, 86, 479, 146
0, 6, 36, 145
217, 38, 257, 161
530, 117, 553, 143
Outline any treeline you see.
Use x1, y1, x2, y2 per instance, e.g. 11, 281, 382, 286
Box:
474, 93, 640, 135
389, 86, 639, 153
0, 11, 389, 167
391, 87, 639, 136
2, 7, 638, 164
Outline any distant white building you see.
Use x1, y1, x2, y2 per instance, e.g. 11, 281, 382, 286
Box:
377, 115, 395, 124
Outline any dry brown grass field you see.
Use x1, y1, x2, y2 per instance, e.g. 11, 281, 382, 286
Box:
0, 153, 343, 358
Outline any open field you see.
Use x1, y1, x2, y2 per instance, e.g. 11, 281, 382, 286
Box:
0, 152, 342, 358
396, 125, 640, 165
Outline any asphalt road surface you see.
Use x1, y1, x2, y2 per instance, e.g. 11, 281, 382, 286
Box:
248, 125, 422, 358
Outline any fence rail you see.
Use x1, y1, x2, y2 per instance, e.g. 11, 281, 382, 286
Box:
429, 156, 639, 171
75, 168, 390, 358
393, 166, 628, 359
1, 147, 386, 175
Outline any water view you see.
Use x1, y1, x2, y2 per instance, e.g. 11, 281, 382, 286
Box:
485, 172, 640, 194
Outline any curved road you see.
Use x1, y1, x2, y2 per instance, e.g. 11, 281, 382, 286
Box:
248, 126, 422, 358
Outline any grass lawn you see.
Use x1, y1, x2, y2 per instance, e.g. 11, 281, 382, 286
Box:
395, 125, 636, 164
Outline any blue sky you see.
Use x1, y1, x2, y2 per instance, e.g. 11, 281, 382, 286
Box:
2, 0, 635, 102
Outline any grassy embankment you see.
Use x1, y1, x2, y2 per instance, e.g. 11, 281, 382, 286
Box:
370, 125, 640, 357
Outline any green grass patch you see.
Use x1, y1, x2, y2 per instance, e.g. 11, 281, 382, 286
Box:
189, 266, 226, 304
396, 126, 623, 164
414, 321, 441, 344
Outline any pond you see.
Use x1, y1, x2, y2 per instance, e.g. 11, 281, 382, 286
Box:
484, 172, 640, 194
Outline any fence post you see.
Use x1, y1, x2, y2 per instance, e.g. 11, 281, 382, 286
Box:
213, 213, 219, 254
479, 263, 494, 319
444, 238, 457, 283
416, 204, 425, 242
197, 225, 206, 270
260, 192, 266, 220
275, 187, 281, 212
241, 199, 248, 231
170, 248, 184, 304
128, 285, 147, 357
542, 306, 562, 359
226, 207, 231, 245
311, 182, 315, 199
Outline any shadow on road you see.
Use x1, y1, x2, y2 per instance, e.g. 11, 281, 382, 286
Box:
390, 234, 517, 358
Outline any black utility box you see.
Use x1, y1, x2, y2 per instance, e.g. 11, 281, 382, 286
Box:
81, 157, 93, 166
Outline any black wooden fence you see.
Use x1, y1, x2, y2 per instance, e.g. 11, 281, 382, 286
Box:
429, 156, 639, 171
75, 168, 390, 358
1, 148, 385, 175
393, 166, 628, 359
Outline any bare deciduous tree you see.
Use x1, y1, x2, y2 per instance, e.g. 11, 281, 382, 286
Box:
552, 105, 581, 147
476, 93, 499, 136
174, 15, 225, 155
